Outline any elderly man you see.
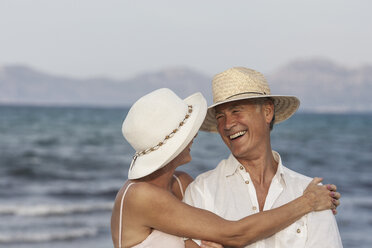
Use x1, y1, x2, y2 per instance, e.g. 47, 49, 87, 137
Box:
184, 67, 342, 247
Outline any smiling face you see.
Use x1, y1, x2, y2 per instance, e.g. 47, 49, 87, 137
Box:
215, 99, 274, 161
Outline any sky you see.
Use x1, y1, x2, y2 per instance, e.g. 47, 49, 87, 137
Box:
0, 0, 371, 79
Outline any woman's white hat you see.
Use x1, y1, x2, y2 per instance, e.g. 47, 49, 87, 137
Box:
122, 88, 207, 179
200, 67, 300, 132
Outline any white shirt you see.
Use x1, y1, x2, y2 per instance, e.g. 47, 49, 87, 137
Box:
184, 151, 343, 248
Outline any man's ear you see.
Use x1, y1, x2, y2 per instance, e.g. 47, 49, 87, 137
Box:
263, 101, 274, 124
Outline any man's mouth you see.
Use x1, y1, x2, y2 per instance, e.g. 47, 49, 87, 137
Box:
229, 131, 246, 140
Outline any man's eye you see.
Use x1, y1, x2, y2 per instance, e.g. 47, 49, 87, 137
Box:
216, 115, 223, 120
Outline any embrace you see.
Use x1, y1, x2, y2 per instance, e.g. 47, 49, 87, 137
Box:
111, 67, 343, 248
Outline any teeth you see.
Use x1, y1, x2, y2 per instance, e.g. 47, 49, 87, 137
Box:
229, 131, 246, 139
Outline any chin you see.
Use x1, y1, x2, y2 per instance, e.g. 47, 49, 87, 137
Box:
231, 147, 248, 159
185, 157, 192, 164
180, 156, 192, 166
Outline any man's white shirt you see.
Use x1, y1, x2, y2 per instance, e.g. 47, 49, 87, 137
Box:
183, 151, 343, 248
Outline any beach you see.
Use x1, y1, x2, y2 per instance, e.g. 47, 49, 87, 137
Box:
0, 105, 371, 248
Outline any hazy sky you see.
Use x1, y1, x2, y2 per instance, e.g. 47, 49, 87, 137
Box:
1, 0, 371, 79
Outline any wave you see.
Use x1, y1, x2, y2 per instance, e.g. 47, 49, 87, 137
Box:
337, 196, 372, 223
0, 227, 97, 244
353, 198, 372, 211
342, 196, 372, 206
0, 202, 113, 217
34, 137, 60, 146
50, 188, 119, 199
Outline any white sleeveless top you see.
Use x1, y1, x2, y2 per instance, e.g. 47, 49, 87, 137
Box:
118, 175, 185, 248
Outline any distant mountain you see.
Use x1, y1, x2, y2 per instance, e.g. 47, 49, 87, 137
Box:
1, 59, 372, 112
0, 65, 212, 106
120, 67, 213, 105
268, 58, 372, 112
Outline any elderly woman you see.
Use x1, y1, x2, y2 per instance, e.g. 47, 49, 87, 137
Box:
111, 88, 340, 248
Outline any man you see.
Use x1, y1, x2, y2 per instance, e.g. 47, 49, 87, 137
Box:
184, 67, 342, 247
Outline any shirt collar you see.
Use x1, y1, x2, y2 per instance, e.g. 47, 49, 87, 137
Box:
224, 154, 241, 177
272, 151, 286, 186
225, 151, 286, 184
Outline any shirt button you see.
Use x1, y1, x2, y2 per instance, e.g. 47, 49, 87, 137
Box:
245, 180, 249, 184
297, 228, 301, 233
252, 206, 257, 211
240, 166, 244, 170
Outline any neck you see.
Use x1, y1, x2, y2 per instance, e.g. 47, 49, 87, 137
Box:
236, 146, 278, 212
237, 145, 277, 186
134, 163, 176, 191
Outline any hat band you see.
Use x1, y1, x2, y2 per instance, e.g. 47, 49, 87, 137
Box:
225, 91, 266, 100
129, 105, 193, 171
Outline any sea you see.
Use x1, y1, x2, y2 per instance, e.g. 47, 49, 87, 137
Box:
0, 105, 371, 248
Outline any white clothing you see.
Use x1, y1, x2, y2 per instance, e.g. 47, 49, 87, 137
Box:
183, 151, 343, 248
130, 229, 184, 248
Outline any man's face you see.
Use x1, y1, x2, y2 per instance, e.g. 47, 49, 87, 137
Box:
215, 99, 273, 160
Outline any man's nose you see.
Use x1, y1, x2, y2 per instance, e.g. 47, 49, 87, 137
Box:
224, 114, 236, 130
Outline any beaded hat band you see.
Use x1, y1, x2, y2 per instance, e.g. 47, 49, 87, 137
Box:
129, 105, 193, 171
122, 88, 207, 179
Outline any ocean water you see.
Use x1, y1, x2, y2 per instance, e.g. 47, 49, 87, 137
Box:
0, 105, 371, 248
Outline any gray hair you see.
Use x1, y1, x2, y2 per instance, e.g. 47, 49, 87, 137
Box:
253, 98, 275, 131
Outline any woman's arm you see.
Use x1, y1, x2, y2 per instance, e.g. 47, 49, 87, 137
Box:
126, 177, 338, 247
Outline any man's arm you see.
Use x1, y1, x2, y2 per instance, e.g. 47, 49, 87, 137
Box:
305, 210, 343, 248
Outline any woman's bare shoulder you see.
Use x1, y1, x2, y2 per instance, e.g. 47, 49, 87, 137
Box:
125, 182, 164, 202
113, 182, 163, 209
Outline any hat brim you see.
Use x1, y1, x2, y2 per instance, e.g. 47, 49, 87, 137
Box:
200, 94, 300, 133
128, 92, 207, 179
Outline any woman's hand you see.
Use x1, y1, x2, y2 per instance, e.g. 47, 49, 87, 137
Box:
325, 182, 341, 215
303, 177, 341, 215
201, 240, 224, 248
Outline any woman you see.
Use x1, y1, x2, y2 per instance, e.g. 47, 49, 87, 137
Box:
111, 88, 340, 248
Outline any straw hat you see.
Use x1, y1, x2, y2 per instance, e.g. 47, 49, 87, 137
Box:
200, 67, 300, 132
122, 88, 207, 179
